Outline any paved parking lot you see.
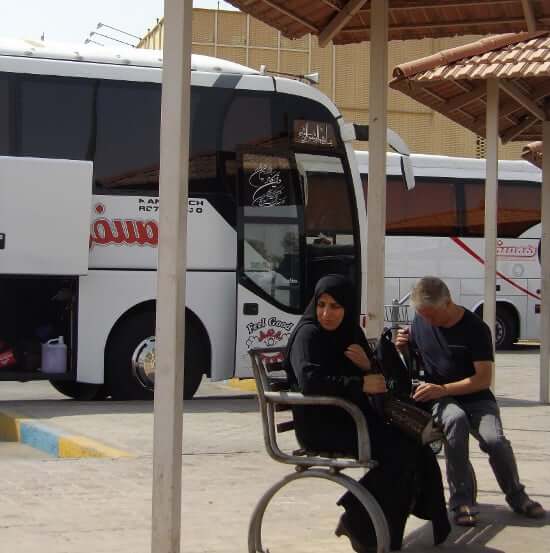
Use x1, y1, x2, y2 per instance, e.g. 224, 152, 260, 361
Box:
0, 346, 549, 553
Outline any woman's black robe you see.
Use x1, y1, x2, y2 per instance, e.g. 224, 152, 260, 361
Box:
284, 275, 450, 550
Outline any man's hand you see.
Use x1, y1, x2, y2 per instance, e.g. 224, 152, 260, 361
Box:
413, 382, 448, 402
345, 344, 371, 371
363, 374, 387, 395
395, 327, 410, 353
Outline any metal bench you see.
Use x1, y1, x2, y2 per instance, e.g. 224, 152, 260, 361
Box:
248, 346, 391, 553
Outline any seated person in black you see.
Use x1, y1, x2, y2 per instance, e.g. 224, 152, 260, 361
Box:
285, 275, 450, 552
396, 276, 545, 526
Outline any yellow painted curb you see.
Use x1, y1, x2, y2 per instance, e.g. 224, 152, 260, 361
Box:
59, 435, 132, 459
227, 378, 257, 393
0, 410, 21, 442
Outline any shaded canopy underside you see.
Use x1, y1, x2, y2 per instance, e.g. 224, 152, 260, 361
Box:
226, 1, 550, 45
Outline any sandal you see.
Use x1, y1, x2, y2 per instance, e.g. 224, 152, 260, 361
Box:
453, 505, 477, 527
513, 498, 545, 519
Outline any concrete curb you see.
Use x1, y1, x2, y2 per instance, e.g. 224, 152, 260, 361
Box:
0, 409, 131, 459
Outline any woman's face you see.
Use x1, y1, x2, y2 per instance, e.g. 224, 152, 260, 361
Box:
316, 292, 345, 331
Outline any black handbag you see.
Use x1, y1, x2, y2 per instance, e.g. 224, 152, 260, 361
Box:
382, 395, 444, 445
369, 329, 443, 445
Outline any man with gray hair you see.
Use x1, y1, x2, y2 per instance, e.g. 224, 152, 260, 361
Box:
396, 276, 544, 526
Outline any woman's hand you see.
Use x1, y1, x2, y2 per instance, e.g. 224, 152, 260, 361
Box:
363, 374, 387, 395
345, 344, 371, 371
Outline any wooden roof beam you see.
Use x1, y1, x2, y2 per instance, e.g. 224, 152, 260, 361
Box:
388, 0, 522, 8
500, 79, 547, 121
324, 0, 521, 15
501, 115, 538, 143
471, 80, 550, 128
411, 83, 478, 122
257, 0, 320, 33
340, 15, 550, 33
320, 0, 341, 10
319, 0, 368, 47
521, 0, 538, 32
443, 83, 487, 112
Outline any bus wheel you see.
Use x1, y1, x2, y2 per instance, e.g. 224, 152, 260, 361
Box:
495, 308, 516, 350
49, 381, 106, 401
106, 309, 156, 400
105, 309, 206, 400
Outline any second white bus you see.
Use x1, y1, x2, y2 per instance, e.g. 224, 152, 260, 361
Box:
355, 150, 542, 349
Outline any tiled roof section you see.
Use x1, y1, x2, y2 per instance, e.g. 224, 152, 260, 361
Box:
389, 31, 550, 143
393, 32, 550, 81
522, 141, 543, 168
225, 1, 550, 44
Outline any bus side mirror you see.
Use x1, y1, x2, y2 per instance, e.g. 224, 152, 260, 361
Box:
400, 155, 415, 191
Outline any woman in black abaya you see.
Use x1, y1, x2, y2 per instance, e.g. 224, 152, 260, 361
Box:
284, 275, 450, 552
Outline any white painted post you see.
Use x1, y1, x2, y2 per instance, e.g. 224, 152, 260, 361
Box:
151, 0, 192, 552
484, 79, 499, 389
540, 121, 550, 403
366, 0, 388, 338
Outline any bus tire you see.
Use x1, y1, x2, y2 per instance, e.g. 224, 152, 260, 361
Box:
495, 307, 516, 350
106, 309, 156, 400
49, 381, 106, 401
105, 308, 206, 400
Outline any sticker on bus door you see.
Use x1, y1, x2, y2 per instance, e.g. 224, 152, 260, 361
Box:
234, 284, 299, 377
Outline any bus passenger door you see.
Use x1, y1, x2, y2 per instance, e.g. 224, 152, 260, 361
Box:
295, 154, 359, 300
234, 152, 304, 376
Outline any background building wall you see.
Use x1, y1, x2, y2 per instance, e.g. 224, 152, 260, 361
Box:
138, 8, 524, 160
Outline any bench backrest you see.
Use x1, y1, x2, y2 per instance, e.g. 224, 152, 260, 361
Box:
249, 347, 377, 470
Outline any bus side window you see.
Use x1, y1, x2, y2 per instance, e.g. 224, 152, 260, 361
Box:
0, 74, 12, 155
497, 181, 540, 237
94, 81, 161, 193
16, 74, 95, 161
461, 179, 541, 238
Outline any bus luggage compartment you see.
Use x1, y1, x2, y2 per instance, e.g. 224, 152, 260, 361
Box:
0, 276, 77, 381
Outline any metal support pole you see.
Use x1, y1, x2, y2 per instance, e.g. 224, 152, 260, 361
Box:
484, 79, 499, 389
151, 0, 192, 551
540, 121, 550, 403
366, 0, 388, 338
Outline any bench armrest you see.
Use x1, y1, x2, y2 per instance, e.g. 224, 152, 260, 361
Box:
264, 391, 372, 463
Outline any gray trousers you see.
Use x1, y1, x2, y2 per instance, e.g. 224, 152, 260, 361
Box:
432, 397, 526, 511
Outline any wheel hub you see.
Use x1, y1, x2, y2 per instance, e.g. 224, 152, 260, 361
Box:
495, 318, 504, 346
132, 336, 156, 390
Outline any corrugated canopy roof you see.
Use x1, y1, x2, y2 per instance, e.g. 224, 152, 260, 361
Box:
522, 140, 543, 166
390, 31, 550, 142
225, 1, 550, 45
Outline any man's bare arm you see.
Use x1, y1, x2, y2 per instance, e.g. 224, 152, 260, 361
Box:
413, 360, 493, 402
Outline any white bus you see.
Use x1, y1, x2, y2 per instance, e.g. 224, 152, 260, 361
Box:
353, 150, 542, 349
1, 39, 416, 399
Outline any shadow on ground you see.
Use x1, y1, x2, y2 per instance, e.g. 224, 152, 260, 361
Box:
403, 503, 549, 551
0, 394, 259, 419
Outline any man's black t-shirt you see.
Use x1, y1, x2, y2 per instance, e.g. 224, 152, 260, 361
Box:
411, 308, 495, 403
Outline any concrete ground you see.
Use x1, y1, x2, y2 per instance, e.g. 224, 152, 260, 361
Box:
0, 345, 548, 552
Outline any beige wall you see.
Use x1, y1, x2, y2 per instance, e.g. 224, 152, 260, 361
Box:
139, 8, 525, 160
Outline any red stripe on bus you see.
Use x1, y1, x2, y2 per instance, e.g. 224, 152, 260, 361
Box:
450, 236, 541, 301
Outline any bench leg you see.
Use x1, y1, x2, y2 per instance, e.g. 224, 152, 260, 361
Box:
248, 468, 390, 553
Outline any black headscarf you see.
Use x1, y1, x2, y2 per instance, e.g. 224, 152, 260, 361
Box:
284, 274, 371, 391
286, 274, 362, 354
